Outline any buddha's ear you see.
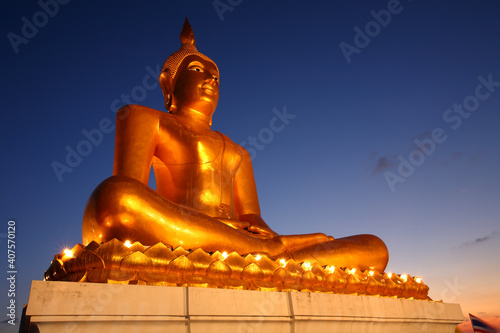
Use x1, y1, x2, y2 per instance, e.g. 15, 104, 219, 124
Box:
159, 70, 173, 111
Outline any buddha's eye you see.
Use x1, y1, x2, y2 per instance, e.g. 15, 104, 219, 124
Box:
213, 76, 218, 82
189, 66, 203, 72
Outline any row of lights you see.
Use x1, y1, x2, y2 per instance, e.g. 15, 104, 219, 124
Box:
60, 241, 423, 284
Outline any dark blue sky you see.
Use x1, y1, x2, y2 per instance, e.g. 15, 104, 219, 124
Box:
2, 1, 499, 329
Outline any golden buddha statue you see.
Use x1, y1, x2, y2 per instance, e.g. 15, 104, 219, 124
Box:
82, 19, 389, 272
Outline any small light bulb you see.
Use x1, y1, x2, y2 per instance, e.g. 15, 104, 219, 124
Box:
222, 252, 228, 260
124, 240, 132, 248
279, 258, 287, 267
63, 249, 73, 258
255, 254, 262, 261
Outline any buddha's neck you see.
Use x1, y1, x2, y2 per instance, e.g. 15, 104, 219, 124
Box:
175, 108, 212, 129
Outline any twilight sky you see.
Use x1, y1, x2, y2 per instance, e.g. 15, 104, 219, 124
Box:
1, 1, 499, 331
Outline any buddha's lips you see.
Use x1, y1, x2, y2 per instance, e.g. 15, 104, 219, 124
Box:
202, 83, 216, 95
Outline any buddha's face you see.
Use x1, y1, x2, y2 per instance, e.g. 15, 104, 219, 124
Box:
172, 55, 219, 117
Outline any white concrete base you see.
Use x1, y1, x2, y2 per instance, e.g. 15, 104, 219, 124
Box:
24, 280, 463, 332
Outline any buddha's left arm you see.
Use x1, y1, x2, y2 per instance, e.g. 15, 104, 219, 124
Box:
234, 147, 278, 238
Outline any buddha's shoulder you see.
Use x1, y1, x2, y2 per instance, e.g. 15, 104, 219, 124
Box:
117, 104, 171, 122
214, 131, 244, 155
215, 131, 237, 145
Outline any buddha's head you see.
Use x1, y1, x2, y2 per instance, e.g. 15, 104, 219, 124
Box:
160, 19, 220, 120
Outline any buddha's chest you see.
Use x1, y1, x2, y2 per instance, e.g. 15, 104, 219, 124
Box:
156, 127, 242, 178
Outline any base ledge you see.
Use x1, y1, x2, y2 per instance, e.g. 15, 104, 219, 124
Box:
23, 280, 463, 333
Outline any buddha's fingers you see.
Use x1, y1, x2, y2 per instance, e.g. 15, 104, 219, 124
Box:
247, 225, 278, 239
217, 219, 250, 230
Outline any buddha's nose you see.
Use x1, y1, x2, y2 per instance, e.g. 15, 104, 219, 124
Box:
205, 77, 217, 87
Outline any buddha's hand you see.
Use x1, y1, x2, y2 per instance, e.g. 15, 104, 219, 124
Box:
218, 219, 251, 230
217, 218, 278, 239
239, 214, 279, 239
246, 225, 279, 239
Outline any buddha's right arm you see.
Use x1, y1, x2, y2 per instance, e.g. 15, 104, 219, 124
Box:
113, 105, 160, 185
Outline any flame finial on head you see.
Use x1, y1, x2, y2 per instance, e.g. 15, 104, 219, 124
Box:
179, 18, 196, 47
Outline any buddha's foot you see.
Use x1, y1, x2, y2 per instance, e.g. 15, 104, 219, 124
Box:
277, 233, 334, 252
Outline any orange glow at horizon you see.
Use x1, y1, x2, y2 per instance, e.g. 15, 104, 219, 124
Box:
456, 316, 500, 333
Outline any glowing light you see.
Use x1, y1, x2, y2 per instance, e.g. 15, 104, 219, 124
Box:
124, 240, 132, 248
349, 268, 356, 275
200, 190, 217, 205
255, 254, 262, 261
327, 266, 335, 274
303, 262, 311, 271
63, 249, 73, 258
197, 141, 212, 163
387, 272, 393, 278
369, 270, 374, 276
279, 259, 287, 267
415, 277, 422, 283
222, 252, 228, 260
400, 274, 408, 282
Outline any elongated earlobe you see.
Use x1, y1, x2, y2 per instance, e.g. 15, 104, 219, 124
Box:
159, 71, 174, 111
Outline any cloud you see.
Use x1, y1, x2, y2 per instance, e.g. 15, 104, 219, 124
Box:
416, 131, 432, 140
441, 151, 463, 166
457, 230, 499, 248
468, 152, 482, 165
433, 151, 464, 166
372, 156, 397, 175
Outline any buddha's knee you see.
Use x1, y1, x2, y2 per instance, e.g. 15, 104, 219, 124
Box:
362, 234, 389, 270
82, 175, 143, 244
333, 234, 389, 271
